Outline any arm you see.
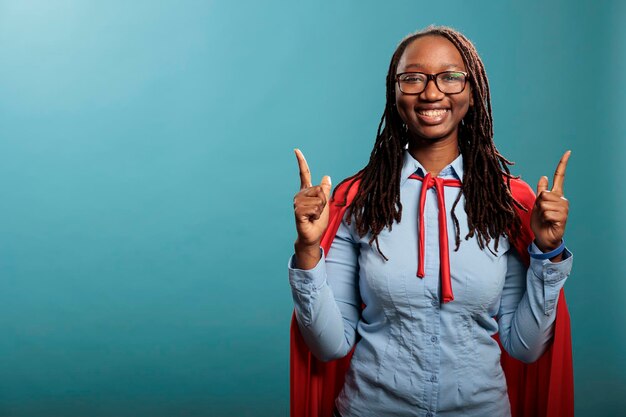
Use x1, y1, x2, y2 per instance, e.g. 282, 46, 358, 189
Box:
288, 218, 361, 362
497, 243, 573, 363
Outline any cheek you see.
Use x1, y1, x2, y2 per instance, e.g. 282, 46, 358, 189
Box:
458, 104, 470, 119
395, 102, 407, 123
395, 96, 414, 123
453, 96, 471, 120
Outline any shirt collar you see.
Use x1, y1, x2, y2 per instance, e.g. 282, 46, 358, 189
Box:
399, 150, 465, 187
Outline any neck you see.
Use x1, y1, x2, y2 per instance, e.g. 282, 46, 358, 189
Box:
408, 134, 460, 176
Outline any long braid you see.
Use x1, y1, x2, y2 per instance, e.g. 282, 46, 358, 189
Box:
333, 25, 525, 258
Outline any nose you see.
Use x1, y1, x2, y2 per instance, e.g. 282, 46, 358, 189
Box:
420, 78, 444, 101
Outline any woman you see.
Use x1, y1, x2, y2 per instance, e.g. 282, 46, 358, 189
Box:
289, 26, 573, 417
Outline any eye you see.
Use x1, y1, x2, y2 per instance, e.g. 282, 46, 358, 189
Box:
400, 73, 426, 84
440, 72, 465, 83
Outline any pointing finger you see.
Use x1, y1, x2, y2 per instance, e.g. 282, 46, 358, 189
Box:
551, 150, 571, 195
536, 175, 549, 196
320, 175, 332, 200
294, 148, 312, 190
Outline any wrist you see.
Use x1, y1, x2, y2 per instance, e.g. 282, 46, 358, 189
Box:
294, 238, 321, 253
294, 239, 322, 270
529, 239, 566, 262
534, 239, 561, 253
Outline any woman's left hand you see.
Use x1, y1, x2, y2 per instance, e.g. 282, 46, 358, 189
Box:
530, 151, 571, 260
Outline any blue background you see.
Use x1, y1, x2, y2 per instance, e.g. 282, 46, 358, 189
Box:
0, 1, 624, 416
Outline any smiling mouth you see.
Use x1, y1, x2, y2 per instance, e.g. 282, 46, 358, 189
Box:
416, 109, 449, 117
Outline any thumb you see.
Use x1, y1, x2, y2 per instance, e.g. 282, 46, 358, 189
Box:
320, 175, 332, 200
536, 175, 549, 195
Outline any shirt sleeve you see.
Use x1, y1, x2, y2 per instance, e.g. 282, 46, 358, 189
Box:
287, 218, 362, 362
496, 244, 573, 363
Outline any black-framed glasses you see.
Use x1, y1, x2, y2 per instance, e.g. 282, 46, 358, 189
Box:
396, 71, 468, 95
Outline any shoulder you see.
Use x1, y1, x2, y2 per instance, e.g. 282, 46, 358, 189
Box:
509, 177, 536, 210
330, 174, 362, 207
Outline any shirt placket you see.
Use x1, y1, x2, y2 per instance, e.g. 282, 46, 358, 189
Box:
422, 186, 441, 417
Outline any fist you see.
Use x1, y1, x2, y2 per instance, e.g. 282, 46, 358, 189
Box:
293, 149, 332, 248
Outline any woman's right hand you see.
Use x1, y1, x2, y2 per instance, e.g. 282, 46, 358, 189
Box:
293, 149, 331, 269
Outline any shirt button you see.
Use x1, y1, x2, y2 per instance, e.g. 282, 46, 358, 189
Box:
430, 374, 438, 382
431, 299, 439, 307
426, 412, 433, 417
431, 336, 438, 343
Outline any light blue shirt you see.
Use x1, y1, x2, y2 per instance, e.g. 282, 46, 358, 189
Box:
288, 151, 573, 417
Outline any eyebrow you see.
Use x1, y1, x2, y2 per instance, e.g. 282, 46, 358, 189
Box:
403, 63, 465, 71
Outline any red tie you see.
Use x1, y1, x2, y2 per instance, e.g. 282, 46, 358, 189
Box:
408, 172, 462, 303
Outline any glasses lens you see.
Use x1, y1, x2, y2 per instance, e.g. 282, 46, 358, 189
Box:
398, 73, 427, 94
436, 72, 466, 94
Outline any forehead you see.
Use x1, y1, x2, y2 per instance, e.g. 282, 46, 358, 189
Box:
397, 35, 467, 73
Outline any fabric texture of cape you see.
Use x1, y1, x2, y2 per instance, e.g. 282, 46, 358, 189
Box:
290, 177, 574, 417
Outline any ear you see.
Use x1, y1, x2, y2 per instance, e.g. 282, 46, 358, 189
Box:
469, 86, 474, 106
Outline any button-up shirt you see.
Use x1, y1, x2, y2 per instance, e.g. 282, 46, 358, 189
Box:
288, 151, 573, 417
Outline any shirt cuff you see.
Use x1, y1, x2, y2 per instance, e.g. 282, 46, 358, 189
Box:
528, 243, 573, 316
288, 247, 328, 293
528, 242, 573, 283
288, 248, 328, 327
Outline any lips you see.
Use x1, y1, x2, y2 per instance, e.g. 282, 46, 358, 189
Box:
417, 109, 448, 117
415, 108, 450, 125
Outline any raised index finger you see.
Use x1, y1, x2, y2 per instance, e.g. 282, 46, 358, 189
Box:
551, 150, 571, 194
294, 148, 312, 190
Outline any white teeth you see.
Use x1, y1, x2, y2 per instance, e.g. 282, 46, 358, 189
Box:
417, 109, 448, 117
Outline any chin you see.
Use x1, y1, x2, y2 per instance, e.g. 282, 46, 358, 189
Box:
411, 126, 455, 142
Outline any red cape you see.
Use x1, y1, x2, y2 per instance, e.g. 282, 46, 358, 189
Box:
290, 177, 574, 417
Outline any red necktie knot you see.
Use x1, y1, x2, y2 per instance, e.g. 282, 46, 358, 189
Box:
423, 173, 435, 187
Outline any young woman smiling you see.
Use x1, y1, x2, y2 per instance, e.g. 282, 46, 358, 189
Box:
289, 26, 573, 417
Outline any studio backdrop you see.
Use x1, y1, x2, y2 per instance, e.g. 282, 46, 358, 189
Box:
0, 1, 624, 416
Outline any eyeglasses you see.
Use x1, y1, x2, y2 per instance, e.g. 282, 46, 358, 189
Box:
396, 71, 468, 95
